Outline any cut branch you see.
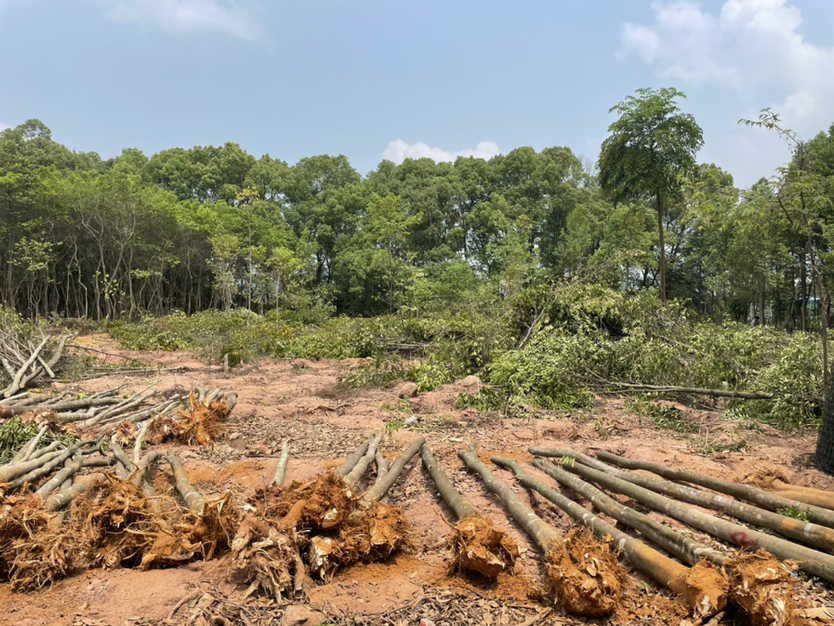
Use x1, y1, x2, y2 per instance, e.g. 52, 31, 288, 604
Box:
361, 437, 424, 503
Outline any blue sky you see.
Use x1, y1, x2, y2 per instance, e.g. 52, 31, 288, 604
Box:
2, 0, 834, 189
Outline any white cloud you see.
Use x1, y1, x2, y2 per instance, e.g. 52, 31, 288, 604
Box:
620, 1, 834, 174
382, 139, 501, 164
91, 0, 261, 40
0, 122, 11, 132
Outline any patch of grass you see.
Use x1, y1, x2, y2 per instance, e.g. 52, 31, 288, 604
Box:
778, 505, 810, 522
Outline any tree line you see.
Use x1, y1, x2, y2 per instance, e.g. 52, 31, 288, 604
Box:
2, 88, 834, 327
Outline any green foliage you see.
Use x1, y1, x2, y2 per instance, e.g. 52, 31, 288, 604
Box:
0, 417, 76, 464
779, 505, 810, 522
490, 285, 824, 429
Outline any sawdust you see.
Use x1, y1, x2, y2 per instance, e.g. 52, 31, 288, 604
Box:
726, 549, 797, 626
451, 516, 519, 578
544, 527, 627, 617
147, 390, 230, 446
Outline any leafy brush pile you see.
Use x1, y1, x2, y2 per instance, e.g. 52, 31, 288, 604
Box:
488, 285, 823, 429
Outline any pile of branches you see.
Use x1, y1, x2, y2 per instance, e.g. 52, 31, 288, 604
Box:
0, 331, 70, 398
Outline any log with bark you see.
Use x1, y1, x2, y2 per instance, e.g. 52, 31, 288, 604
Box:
547, 451, 834, 583
530, 447, 834, 553
271, 440, 290, 488
420, 443, 519, 578
592, 449, 834, 530
459, 444, 625, 617
530, 458, 727, 568
495, 457, 729, 619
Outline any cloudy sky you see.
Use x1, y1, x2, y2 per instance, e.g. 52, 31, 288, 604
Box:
2, 0, 833, 188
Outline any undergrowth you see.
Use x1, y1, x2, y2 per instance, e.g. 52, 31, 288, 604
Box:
102, 284, 825, 430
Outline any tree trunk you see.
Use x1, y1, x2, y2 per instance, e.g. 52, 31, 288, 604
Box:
361, 437, 424, 503
534, 451, 834, 553
420, 444, 477, 519
531, 458, 726, 567
458, 444, 559, 552
657, 190, 666, 304
586, 448, 834, 529
555, 454, 834, 583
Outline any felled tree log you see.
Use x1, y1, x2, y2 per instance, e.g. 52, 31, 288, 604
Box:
459, 444, 624, 617
531, 458, 727, 567
599, 382, 772, 400
531, 447, 834, 553
593, 449, 834, 530
343, 433, 381, 488
495, 457, 728, 619
361, 437, 424, 503
0, 396, 121, 419
421, 444, 518, 578
166, 450, 206, 515
554, 453, 834, 583
337, 438, 370, 476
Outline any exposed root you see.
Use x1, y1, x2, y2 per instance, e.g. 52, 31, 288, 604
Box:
740, 468, 791, 490
229, 514, 300, 600
684, 560, 729, 619
544, 528, 626, 617
0, 494, 76, 591
147, 390, 230, 446
452, 516, 519, 578
726, 550, 796, 626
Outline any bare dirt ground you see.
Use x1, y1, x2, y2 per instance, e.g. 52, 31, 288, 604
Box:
2, 334, 833, 626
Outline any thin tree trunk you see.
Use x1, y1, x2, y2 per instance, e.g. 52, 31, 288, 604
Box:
420, 444, 478, 519
587, 448, 834, 530
362, 437, 424, 503
533, 448, 834, 552
531, 458, 726, 567
554, 454, 834, 583
458, 444, 559, 552
337, 438, 370, 476
657, 190, 666, 304
271, 439, 290, 488
343, 433, 382, 488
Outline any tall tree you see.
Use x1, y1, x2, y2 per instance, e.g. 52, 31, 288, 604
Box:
598, 87, 703, 303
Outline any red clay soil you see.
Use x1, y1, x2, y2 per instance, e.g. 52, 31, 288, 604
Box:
1, 334, 833, 625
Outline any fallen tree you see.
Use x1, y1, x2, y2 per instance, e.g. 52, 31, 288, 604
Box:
458, 443, 625, 618
592, 449, 834, 530
494, 456, 728, 620
546, 450, 834, 583
420, 443, 518, 578
529, 447, 834, 553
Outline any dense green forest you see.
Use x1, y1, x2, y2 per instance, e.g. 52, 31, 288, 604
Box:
2, 91, 834, 327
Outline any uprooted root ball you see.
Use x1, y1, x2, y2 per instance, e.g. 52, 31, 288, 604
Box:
147, 391, 231, 446
243, 474, 409, 584
726, 550, 797, 626
229, 514, 304, 600
0, 495, 76, 591
74, 476, 240, 570
684, 560, 730, 619
452, 516, 519, 578
545, 528, 627, 617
